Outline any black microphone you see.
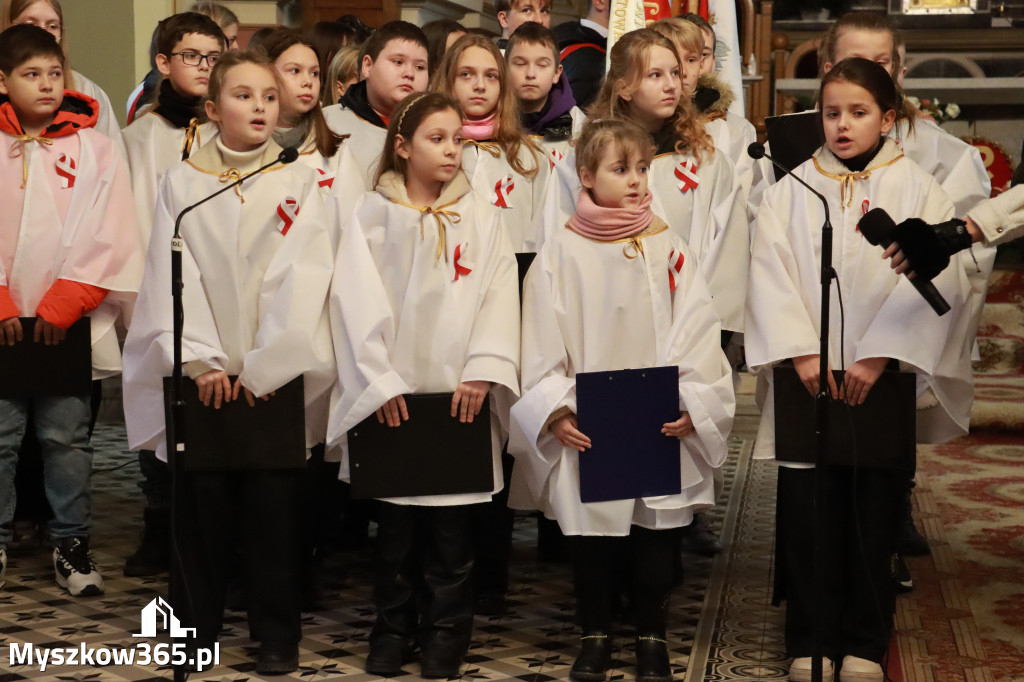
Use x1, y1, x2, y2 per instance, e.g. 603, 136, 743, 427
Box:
858, 208, 951, 316
747, 142, 833, 231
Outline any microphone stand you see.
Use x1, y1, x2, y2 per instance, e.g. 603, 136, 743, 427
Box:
168, 150, 295, 681
751, 144, 834, 682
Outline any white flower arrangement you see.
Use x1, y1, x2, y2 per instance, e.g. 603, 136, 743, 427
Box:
906, 95, 961, 124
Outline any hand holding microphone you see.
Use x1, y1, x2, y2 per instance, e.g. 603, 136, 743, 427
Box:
878, 214, 973, 280
858, 209, 952, 316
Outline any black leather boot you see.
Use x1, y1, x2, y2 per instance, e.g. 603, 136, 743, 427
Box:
635, 635, 673, 682
420, 506, 474, 679
570, 634, 611, 682
124, 508, 170, 576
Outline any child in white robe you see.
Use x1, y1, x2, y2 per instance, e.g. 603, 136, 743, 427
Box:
0, 25, 143, 595
122, 51, 335, 676
262, 28, 363, 211
326, 92, 520, 678
540, 29, 749, 336
119, 10, 226, 579
509, 120, 734, 682
431, 33, 548, 254
744, 59, 972, 682
322, 21, 430, 190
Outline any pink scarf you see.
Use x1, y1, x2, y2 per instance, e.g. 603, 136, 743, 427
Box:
567, 190, 654, 241
462, 111, 497, 141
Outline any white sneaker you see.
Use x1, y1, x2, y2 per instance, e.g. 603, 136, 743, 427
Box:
839, 656, 883, 682
790, 656, 834, 682
1, 546, 6, 589
53, 537, 104, 596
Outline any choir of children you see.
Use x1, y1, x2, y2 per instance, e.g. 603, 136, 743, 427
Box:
0, 7, 991, 682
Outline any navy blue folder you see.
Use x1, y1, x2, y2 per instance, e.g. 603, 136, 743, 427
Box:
773, 365, 916, 470
576, 366, 682, 503
347, 393, 493, 499
0, 317, 91, 398
162, 375, 307, 471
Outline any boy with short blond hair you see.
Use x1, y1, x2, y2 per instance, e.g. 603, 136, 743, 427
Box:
0, 24, 143, 595
119, 10, 226, 578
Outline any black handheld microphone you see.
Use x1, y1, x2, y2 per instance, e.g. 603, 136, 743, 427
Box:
748, 142, 832, 235
858, 208, 951, 317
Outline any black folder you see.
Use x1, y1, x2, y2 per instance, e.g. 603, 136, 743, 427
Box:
576, 366, 682, 503
347, 392, 493, 499
0, 317, 91, 398
162, 375, 307, 471
764, 111, 825, 182
516, 252, 536, 296
773, 365, 916, 470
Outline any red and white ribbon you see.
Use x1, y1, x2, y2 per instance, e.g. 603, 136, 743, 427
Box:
317, 167, 334, 189
453, 242, 472, 281
276, 197, 300, 236
548, 149, 564, 169
55, 153, 76, 189
861, 199, 870, 216
674, 160, 699, 193
493, 175, 515, 209
668, 248, 685, 293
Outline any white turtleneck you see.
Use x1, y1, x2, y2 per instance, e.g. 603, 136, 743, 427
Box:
215, 137, 270, 175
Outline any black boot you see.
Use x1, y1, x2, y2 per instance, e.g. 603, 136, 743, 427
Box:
570, 634, 611, 682
897, 486, 930, 557
420, 507, 474, 679
124, 508, 170, 576
679, 513, 722, 557
365, 633, 413, 676
635, 636, 672, 682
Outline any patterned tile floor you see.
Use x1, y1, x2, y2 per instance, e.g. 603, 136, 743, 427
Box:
1, 395, 780, 681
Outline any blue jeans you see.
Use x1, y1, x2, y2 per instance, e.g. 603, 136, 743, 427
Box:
0, 395, 94, 545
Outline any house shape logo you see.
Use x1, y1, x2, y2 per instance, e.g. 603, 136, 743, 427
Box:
133, 597, 197, 638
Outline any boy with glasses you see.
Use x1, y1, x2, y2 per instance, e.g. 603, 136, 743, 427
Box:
119, 11, 226, 578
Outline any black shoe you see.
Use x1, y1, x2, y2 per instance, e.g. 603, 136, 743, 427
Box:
255, 642, 299, 675
891, 553, 913, 594
635, 636, 673, 682
420, 636, 466, 679
897, 511, 930, 557
679, 514, 722, 557
124, 509, 169, 577
365, 635, 412, 676
570, 633, 611, 682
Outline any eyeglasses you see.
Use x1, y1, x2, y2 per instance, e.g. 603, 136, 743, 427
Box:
19, 19, 62, 33
171, 51, 221, 67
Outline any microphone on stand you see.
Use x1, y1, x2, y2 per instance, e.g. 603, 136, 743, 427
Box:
747, 142, 831, 226
858, 209, 951, 316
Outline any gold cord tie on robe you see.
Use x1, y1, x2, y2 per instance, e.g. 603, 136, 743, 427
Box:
623, 236, 645, 260
813, 154, 904, 208
391, 198, 463, 263
10, 134, 54, 188
464, 139, 501, 158
218, 168, 245, 202
181, 117, 199, 161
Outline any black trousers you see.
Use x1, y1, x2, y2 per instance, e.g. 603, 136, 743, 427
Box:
373, 502, 475, 651
570, 527, 676, 636
775, 465, 903, 664
174, 468, 303, 650
471, 450, 514, 598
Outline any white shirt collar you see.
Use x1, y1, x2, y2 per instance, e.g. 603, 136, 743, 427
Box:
580, 18, 608, 38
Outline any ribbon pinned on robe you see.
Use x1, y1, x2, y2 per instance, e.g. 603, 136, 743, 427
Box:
494, 175, 515, 208
317, 167, 334, 189
277, 197, 300, 235
668, 248, 685, 292
218, 168, 245, 202
55, 152, 77, 189
453, 242, 472, 281
674, 159, 699, 193
10, 134, 54, 188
